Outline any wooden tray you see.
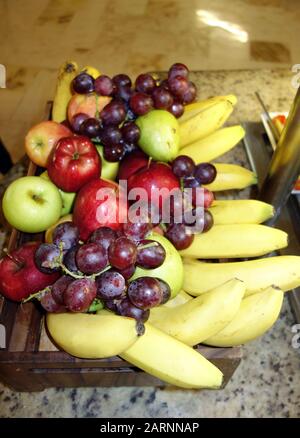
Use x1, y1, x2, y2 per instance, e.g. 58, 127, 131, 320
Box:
0, 105, 242, 392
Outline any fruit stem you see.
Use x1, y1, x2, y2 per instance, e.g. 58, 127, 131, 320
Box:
22, 286, 51, 303
159, 223, 167, 233
60, 261, 112, 280
137, 242, 158, 251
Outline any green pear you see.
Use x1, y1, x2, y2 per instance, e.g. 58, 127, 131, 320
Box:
96, 145, 119, 181
136, 110, 180, 162
40, 171, 76, 216
131, 232, 184, 299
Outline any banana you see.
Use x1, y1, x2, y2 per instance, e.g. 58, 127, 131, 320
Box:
46, 311, 139, 359
179, 125, 245, 162
163, 290, 192, 308
180, 224, 288, 259
148, 279, 245, 346
204, 163, 257, 191
209, 199, 274, 225
179, 95, 237, 124
183, 256, 300, 297
120, 323, 223, 389
80, 65, 101, 79
52, 61, 78, 123
179, 99, 234, 148
204, 286, 284, 347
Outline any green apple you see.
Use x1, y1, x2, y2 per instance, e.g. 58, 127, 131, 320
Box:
2, 176, 62, 233
131, 233, 184, 299
135, 110, 179, 162
96, 145, 119, 181
40, 171, 76, 216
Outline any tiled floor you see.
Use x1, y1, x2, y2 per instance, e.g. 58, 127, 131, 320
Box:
0, 0, 299, 160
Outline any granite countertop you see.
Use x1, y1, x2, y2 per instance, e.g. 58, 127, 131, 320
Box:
0, 70, 300, 418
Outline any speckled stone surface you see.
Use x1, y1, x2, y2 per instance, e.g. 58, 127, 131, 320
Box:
0, 70, 300, 418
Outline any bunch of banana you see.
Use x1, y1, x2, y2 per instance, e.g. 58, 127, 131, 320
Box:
52, 61, 78, 123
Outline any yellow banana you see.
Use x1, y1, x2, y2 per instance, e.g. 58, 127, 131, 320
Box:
163, 290, 192, 308
209, 199, 274, 225
52, 61, 78, 123
148, 279, 245, 346
180, 224, 288, 259
179, 95, 237, 124
204, 163, 257, 191
204, 286, 284, 347
183, 256, 300, 297
179, 99, 234, 148
179, 125, 245, 162
80, 65, 101, 79
46, 311, 139, 359
120, 323, 223, 389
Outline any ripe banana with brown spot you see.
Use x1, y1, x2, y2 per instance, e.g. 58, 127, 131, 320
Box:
52, 61, 78, 123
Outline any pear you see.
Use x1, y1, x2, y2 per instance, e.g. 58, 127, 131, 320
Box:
130, 232, 184, 299
136, 110, 180, 162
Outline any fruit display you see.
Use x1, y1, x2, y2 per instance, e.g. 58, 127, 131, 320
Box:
1, 60, 300, 390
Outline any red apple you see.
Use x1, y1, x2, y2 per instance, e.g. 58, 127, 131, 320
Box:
25, 121, 72, 167
0, 242, 60, 302
47, 136, 101, 192
67, 93, 111, 123
127, 162, 180, 212
118, 150, 148, 181
73, 178, 128, 241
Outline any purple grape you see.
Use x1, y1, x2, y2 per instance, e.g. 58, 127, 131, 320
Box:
121, 122, 140, 143
183, 176, 201, 189
88, 227, 117, 252
168, 76, 189, 101
123, 142, 138, 154
96, 270, 126, 300
34, 243, 61, 274
169, 100, 184, 118
117, 264, 136, 280
182, 81, 197, 104
64, 278, 96, 312
127, 277, 162, 310
52, 221, 79, 252
51, 275, 73, 305
117, 297, 150, 322
112, 74, 132, 88
94, 75, 113, 96
101, 126, 122, 146
72, 73, 94, 94
108, 237, 137, 270
156, 279, 171, 304
114, 84, 133, 102
103, 143, 125, 162
63, 245, 81, 274
40, 290, 66, 313
105, 299, 118, 312
152, 87, 173, 110
168, 63, 189, 80
165, 223, 194, 250
122, 215, 152, 241
172, 155, 195, 178
194, 163, 217, 184
129, 93, 153, 116
100, 100, 126, 126
136, 239, 166, 269
80, 117, 102, 138
76, 243, 108, 274
71, 113, 89, 133
159, 79, 170, 90
135, 74, 156, 94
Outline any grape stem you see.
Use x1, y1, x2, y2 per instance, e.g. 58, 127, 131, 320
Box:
22, 286, 51, 303
137, 242, 158, 251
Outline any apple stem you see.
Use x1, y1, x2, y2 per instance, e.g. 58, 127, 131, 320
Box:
22, 286, 51, 303
137, 242, 158, 251
2, 248, 24, 268
147, 156, 152, 169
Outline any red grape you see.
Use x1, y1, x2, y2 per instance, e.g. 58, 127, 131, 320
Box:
117, 264, 136, 280
40, 290, 66, 313
103, 143, 125, 162
129, 93, 153, 116
88, 227, 117, 252
168, 76, 189, 100
194, 163, 217, 184
112, 74, 132, 88
127, 277, 162, 309
165, 223, 194, 250
203, 209, 214, 232
156, 278, 171, 304
76, 243, 108, 274
63, 245, 81, 274
172, 155, 195, 178
152, 87, 173, 110
189, 207, 214, 233
72, 73, 94, 94
122, 215, 152, 242
169, 100, 184, 118
80, 117, 102, 138
137, 239, 166, 269
113, 84, 133, 102
51, 275, 73, 305
34, 243, 61, 274
116, 297, 149, 322
135, 74, 156, 94
108, 237, 137, 270
121, 122, 140, 143
168, 63, 189, 80
159, 79, 170, 90
101, 126, 122, 146
71, 113, 89, 133
193, 187, 214, 208
94, 75, 113, 96
183, 81, 197, 104
52, 222, 79, 252
64, 278, 96, 312
100, 100, 126, 126
96, 270, 126, 300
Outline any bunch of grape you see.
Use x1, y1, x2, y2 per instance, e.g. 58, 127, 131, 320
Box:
160, 157, 217, 251
70, 63, 197, 163
34, 220, 171, 322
